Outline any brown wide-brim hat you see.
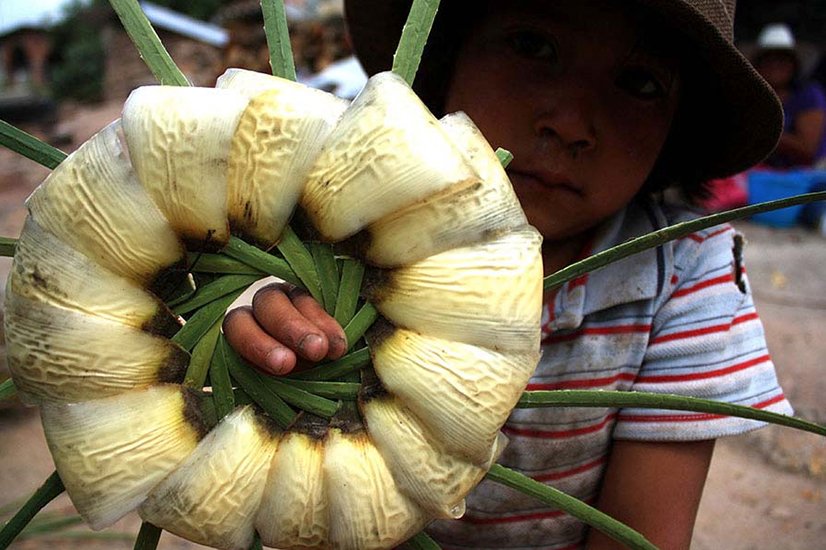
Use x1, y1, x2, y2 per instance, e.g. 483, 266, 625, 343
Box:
344, 0, 783, 180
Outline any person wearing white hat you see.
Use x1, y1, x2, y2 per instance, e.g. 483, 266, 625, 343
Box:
754, 23, 826, 168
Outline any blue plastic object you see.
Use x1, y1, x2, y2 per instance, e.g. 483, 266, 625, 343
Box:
747, 170, 825, 228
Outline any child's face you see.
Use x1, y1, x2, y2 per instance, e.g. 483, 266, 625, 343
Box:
444, 0, 681, 243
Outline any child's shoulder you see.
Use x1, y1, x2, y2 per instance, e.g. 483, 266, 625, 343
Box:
616, 198, 741, 300
613, 197, 737, 263
655, 199, 738, 263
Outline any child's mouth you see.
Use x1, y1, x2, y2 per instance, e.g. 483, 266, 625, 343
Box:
507, 168, 584, 197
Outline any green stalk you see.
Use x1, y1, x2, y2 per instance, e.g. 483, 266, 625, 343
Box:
517, 390, 826, 437
0, 379, 17, 402
486, 464, 656, 550
495, 147, 513, 169
0, 120, 66, 169
278, 379, 360, 400
262, 378, 340, 418
392, 0, 441, 85
224, 236, 301, 286
222, 338, 296, 428
0, 471, 65, 549
287, 346, 372, 381
184, 317, 223, 389
109, 0, 189, 86
404, 531, 442, 549
545, 191, 826, 291
173, 274, 261, 315
250, 531, 264, 550
163, 274, 197, 308
343, 303, 379, 351
276, 228, 323, 303
172, 288, 244, 351
133, 522, 162, 550
261, 0, 297, 81
0, 236, 16, 257
334, 259, 365, 327
188, 253, 265, 276
210, 335, 236, 420
310, 243, 340, 314
234, 387, 254, 407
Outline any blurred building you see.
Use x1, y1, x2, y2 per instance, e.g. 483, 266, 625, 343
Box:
215, 0, 357, 85
0, 26, 51, 93
98, 2, 227, 100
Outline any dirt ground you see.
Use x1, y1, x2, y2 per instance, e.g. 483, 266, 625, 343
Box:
0, 102, 824, 549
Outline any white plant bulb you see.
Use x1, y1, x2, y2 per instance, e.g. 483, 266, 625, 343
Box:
140, 407, 278, 550
361, 393, 505, 518
371, 327, 538, 465
301, 71, 481, 241
362, 111, 527, 267
368, 227, 544, 352
9, 217, 176, 334
226, 77, 347, 246
256, 429, 330, 549
4, 289, 187, 404
122, 86, 248, 248
324, 427, 427, 549
25, 121, 184, 284
40, 385, 204, 529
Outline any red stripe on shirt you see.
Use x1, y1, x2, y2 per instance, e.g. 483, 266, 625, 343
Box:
504, 413, 617, 439
570, 274, 589, 289
533, 456, 608, 482
617, 393, 786, 423
671, 273, 733, 298
527, 372, 637, 390
682, 226, 732, 243
636, 353, 771, 384
651, 312, 758, 344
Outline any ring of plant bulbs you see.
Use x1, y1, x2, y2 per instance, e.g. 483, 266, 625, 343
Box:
4, 67, 543, 549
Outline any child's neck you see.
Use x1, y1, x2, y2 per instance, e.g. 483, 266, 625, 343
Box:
541, 231, 592, 278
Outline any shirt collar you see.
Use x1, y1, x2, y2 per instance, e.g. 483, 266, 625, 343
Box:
543, 199, 666, 333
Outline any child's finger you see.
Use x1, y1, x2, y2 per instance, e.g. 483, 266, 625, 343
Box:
222, 306, 297, 375
288, 287, 349, 360
251, 284, 330, 362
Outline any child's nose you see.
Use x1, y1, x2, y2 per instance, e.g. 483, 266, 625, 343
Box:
532, 85, 597, 157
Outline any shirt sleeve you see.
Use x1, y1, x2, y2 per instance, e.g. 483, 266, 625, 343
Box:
613, 225, 793, 441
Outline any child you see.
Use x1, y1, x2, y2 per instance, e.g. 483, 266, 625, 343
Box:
224, 0, 793, 547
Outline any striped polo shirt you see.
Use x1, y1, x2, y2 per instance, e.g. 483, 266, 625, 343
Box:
427, 198, 793, 549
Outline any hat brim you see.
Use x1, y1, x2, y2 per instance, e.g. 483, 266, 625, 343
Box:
344, 0, 783, 180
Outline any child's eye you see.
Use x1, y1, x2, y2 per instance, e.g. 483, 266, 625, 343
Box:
616, 68, 668, 99
506, 30, 558, 62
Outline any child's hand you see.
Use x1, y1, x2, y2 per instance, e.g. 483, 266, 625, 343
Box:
222, 283, 348, 376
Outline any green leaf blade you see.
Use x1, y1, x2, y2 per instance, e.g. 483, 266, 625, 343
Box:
224, 236, 301, 286
0, 471, 65, 549
392, 0, 441, 85
0, 378, 17, 402
222, 338, 296, 428
545, 192, 826, 291
109, 0, 189, 87
172, 288, 244, 351
261, 0, 297, 80
517, 390, 826, 437
133, 521, 162, 550
0, 120, 66, 169
486, 464, 657, 550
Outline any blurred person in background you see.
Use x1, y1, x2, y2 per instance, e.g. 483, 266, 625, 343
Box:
754, 23, 826, 169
